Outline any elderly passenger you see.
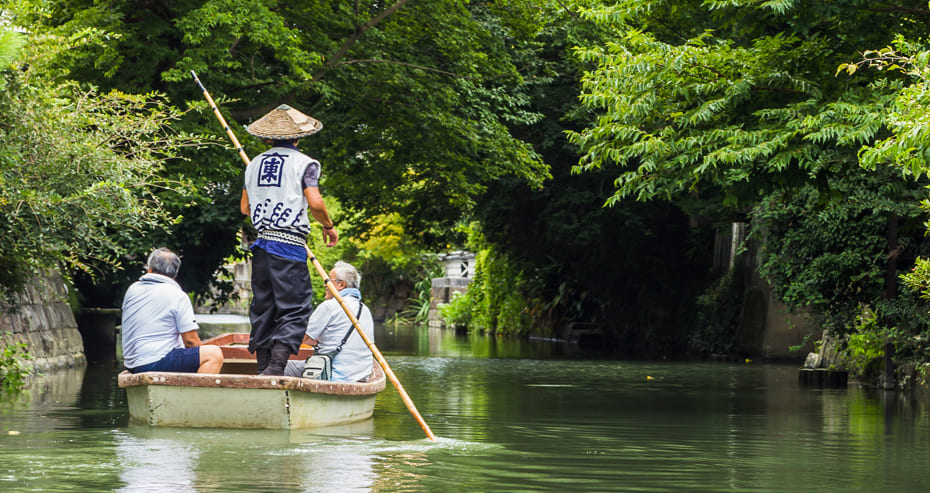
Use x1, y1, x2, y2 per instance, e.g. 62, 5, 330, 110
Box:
286, 261, 374, 382
121, 248, 223, 374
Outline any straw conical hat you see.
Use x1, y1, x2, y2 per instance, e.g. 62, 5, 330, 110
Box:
246, 104, 322, 139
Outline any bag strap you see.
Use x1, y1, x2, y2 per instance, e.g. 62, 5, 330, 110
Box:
333, 300, 364, 354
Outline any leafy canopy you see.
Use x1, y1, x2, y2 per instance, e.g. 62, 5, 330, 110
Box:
8, 0, 554, 302
0, 26, 202, 297
567, 0, 926, 208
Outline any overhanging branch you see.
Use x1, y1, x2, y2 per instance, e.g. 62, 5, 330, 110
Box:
313, 0, 414, 81
332, 59, 472, 79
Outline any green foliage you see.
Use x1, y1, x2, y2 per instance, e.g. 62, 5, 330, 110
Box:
0, 335, 32, 394
476, 165, 710, 351
465, 3, 714, 352
8, 0, 554, 305
300, 201, 444, 317
568, 0, 921, 208
750, 164, 930, 376
0, 28, 25, 78
395, 259, 443, 324
751, 167, 929, 335
902, 255, 930, 302
843, 306, 888, 379
0, 37, 201, 297
436, 230, 536, 335
563, 0, 930, 368
853, 36, 930, 177
691, 271, 741, 355
438, 291, 472, 329
468, 248, 535, 334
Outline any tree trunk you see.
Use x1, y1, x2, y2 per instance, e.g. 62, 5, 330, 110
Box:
884, 213, 899, 299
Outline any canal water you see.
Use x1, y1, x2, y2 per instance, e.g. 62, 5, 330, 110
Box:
3, 324, 930, 492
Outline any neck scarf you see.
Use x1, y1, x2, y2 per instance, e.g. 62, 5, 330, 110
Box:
339, 287, 361, 300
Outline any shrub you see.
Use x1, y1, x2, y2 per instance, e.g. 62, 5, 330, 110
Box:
0, 336, 32, 394
438, 291, 472, 329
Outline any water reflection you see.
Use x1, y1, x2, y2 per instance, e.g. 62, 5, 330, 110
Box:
377, 322, 593, 359
0, 366, 86, 434
4, 327, 930, 491
115, 430, 197, 492
113, 421, 378, 492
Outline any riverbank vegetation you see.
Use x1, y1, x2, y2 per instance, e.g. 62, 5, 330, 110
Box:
0, 26, 201, 300
5, 1, 930, 388
563, 0, 930, 380
0, 334, 31, 394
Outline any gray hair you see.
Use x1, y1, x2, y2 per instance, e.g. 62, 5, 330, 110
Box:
147, 247, 181, 279
331, 260, 360, 289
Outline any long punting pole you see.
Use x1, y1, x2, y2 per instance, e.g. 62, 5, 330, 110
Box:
191, 71, 251, 167
191, 72, 437, 441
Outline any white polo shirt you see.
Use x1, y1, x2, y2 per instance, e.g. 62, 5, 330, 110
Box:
121, 273, 199, 369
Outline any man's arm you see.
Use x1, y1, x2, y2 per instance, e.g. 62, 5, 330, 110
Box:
181, 330, 203, 348
305, 300, 335, 345
304, 186, 338, 246
240, 189, 250, 216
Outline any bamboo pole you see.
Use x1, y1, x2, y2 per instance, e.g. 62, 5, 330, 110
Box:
191, 72, 437, 441
191, 71, 251, 166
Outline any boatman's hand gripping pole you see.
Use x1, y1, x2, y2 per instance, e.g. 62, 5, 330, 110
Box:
191, 71, 437, 441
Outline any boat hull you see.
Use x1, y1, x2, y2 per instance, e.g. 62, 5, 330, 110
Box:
119, 364, 385, 429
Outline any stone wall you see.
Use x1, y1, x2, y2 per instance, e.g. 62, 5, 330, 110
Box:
0, 271, 86, 371
428, 277, 472, 328
720, 223, 818, 361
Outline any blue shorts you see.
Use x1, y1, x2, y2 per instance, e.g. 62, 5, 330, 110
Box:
129, 347, 201, 373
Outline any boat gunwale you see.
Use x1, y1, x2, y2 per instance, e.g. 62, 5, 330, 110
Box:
117, 363, 386, 396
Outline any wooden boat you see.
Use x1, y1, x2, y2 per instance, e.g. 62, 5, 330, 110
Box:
118, 333, 385, 429
199, 332, 315, 374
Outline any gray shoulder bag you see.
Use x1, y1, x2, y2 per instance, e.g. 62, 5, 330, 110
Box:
302, 302, 364, 380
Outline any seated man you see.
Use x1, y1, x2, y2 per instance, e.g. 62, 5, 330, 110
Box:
285, 261, 374, 382
121, 247, 223, 374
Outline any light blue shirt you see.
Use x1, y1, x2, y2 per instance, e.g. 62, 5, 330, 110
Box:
121, 273, 199, 369
306, 291, 374, 382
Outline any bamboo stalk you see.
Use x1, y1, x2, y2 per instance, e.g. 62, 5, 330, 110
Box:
191, 71, 251, 166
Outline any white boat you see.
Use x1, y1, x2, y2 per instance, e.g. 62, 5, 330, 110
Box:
118, 333, 385, 429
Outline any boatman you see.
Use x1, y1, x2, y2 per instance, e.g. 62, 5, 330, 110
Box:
121, 248, 224, 374
240, 104, 339, 376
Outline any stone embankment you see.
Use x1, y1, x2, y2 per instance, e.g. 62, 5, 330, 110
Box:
0, 272, 86, 371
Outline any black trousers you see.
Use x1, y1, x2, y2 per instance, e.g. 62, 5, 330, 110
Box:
248, 247, 313, 355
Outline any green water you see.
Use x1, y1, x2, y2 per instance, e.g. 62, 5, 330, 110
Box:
2, 325, 930, 492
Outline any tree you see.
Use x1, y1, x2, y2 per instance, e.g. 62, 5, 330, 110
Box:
567, 0, 925, 208
0, 26, 200, 299
847, 39, 930, 312
565, 0, 930, 363
441, 2, 714, 353
8, 1, 553, 306
752, 167, 930, 331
